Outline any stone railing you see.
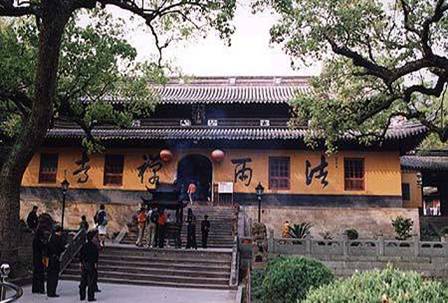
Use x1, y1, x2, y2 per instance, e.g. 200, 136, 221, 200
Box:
268, 234, 448, 258
229, 236, 240, 288
59, 229, 86, 275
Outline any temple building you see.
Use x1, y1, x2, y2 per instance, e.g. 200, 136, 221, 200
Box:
20, 76, 428, 238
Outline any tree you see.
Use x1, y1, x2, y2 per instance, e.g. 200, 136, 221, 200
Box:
255, 0, 448, 151
0, 0, 236, 264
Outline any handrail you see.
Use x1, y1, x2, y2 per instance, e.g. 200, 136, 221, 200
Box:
1, 264, 23, 303
0, 282, 23, 303
59, 228, 86, 275
229, 235, 240, 287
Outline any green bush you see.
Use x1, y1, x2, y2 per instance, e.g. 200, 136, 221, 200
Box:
344, 228, 359, 240
261, 256, 334, 303
251, 268, 265, 303
392, 216, 413, 240
304, 267, 448, 303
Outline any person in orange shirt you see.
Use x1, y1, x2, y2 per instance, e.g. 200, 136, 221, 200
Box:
187, 181, 197, 205
157, 209, 167, 248
282, 221, 291, 238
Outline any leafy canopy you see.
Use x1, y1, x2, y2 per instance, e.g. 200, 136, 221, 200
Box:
255, 0, 448, 151
0, 11, 165, 153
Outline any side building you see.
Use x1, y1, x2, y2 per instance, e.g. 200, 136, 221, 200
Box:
20, 76, 427, 238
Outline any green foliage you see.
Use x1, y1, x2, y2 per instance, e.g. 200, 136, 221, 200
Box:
344, 229, 359, 240
261, 256, 334, 303
0, 12, 163, 153
251, 268, 266, 303
439, 226, 448, 237
304, 267, 448, 303
254, 0, 448, 149
392, 216, 413, 240
289, 222, 312, 239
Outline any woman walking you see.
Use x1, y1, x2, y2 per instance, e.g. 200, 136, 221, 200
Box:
186, 208, 197, 249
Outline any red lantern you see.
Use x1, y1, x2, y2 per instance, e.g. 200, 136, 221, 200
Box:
211, 149, 225, 163
160, 149, 173, 162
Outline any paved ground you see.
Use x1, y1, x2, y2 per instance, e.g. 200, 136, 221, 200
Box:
14, 281, 237, 303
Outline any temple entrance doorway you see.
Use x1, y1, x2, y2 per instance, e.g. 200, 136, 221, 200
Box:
177, 154, 212, 202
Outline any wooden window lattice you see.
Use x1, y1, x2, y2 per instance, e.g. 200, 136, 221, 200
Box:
104, 155, 124, 186
344, 158, 365, 191
38, 153, 58, 183
269, 157, 290, 190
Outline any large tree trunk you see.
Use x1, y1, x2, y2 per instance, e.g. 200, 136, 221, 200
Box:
0, 2, 70, 264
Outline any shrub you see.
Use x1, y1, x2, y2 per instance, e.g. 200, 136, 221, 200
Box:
289, 222, 312, 239
262, 256, 334, 303
251, 269, 265, 303
392, 216, 413, 240
304, 267, 448, 303
344, 229, 359, 240
439, 226, 448, 237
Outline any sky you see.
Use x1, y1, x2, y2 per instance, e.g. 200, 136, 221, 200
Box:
109, 3, 320, 77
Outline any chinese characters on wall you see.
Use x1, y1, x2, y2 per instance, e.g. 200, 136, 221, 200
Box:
305, 155, 329, 188
73, 152, 91, 183
231, 158, 253, 186
137, 154, 163, 185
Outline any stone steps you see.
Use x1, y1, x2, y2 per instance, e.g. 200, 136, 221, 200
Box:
61, 245, 234, 289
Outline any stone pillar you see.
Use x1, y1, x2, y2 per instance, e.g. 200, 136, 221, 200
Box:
413, 235, 420, 257
378, 235, 385, 256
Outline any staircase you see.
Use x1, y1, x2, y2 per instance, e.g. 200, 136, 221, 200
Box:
121, 205, 237, 248
62, 245, 234, 289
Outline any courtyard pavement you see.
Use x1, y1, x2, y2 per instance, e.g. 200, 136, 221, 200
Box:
15, 281, 237, 303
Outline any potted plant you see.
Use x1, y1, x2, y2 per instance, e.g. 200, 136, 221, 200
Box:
439, 226, 448, 242
288, 222, 312, 244
391, 216, 413, 240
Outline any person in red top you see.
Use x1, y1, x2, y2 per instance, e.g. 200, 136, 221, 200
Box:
187, 181, 197, 205
157, 209, 167, 248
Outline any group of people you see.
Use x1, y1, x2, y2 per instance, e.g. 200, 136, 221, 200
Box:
28, 205, 107, 301
134, 206, 211, 249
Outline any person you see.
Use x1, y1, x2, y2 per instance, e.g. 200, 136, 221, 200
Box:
79, 215, 89, 231
46, 225, 65, 298
146, 207, 158, 248
90, 229, 101, 293
157, 209, 167, 248
79, 231, 100, 302
201, 215, 211, 249
136, 207, 147, 247
27, 206, 39, 231
32, 229, 46, 294
186, 208, 197, 249
94, 204, 107, 248
282, 221, 291, 238
187, 181, 197, 205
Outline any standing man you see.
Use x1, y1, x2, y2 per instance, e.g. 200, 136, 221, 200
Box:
186, 209, 197, 249
46, 225, 65, 298
201, 215, 211, 249
27, 206, 39, 231
31, 229, 46, 294
79, 231, 99, 302
146, 207, 158, 248
79, 215, 89, 231
187, 181, 197, 205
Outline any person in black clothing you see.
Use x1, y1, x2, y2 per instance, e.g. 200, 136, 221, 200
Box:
27, 206, 39, 231
46, 225, 65, 298
79, 215, 89, 231
79, 231, 99, 302
186, 208, 197, 249
32, 229, 47, 294
201, 215, 211, 249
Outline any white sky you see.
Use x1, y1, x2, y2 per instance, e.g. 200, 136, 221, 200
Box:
109, 3, 320, 77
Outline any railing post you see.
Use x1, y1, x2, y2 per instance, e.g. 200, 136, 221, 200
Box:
342, 237, 348, 256
414, 235, 420, 257
305, 238, 312, 256
1, 264, 10, 301
378, 236, 385, 256
268, 229, 274, 252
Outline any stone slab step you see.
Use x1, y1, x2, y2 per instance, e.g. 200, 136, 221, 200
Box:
99, 254, 232, 265
64, 269, 230, 285
61, 275, 232, 290
68, 261, 230, 272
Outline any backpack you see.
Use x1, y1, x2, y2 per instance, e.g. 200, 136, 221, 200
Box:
149, 211, 159, 224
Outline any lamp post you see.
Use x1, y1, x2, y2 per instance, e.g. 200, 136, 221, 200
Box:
255, 182, 264, 223
60, 176, 70, 230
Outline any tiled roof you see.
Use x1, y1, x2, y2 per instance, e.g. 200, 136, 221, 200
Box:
106, 76, 311, 104
401, 150, 448, 171
46, 122, 426, 142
